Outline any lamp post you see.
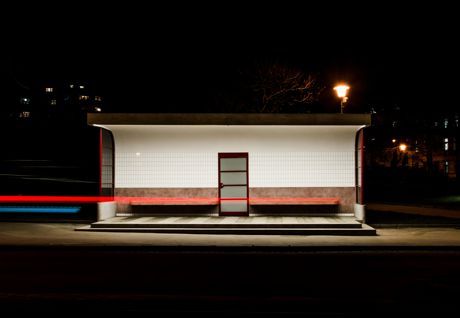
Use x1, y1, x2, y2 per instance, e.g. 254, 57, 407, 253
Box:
334, 84, 350, 114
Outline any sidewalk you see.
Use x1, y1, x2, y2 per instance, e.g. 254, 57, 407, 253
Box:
1, 221, 459, 248
367, 202, 460, 219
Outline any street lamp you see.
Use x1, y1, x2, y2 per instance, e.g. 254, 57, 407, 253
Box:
334, 84, 350, 114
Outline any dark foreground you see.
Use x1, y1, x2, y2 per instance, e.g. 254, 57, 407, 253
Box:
1, 246, 459, 316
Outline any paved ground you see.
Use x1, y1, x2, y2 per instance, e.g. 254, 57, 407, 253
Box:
367, 202, 460, 219
1, 213, 460, 315
0, 201, 459, 247
0, 221, 459, 248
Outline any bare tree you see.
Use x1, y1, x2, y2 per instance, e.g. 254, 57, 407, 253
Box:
247, 62, 322, 113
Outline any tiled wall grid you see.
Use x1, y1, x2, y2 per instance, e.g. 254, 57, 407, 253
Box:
108, 125, 361, 189
116, 151, 354, 188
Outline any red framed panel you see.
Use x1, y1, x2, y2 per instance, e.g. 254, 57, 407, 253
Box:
218, 152, 249, 216
99, 128, 115, 198
99, 128, 103, 196
355, 128, 364, 204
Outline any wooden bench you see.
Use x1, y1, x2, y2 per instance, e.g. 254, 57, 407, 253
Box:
129, 197, 340, 205
127, 197, 340, 206
129, 198, 219, 206
249, 197, 340, 215
126, 197, 220, 215
125, 197, 339, 215
249, 197, 340, 205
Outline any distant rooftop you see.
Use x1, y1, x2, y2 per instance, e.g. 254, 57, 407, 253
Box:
88, 113, 371, 126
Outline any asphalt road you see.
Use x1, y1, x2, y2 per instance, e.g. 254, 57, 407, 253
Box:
1, 247, 459, 315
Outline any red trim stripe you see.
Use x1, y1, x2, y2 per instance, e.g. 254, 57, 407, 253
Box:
0, 196, 340, 205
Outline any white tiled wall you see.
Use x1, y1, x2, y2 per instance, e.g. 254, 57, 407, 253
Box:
117, 151, 216, 188
103, 125, 362, 188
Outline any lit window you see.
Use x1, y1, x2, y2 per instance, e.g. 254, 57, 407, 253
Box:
19, 111, 30, 118
445, 138, 449, 151
79, 85, 84, 89
50, 99, 57, 105
392, 121, 397, 127
69, 84, 74, 88
95, 96, 102, 102
79, 95, 89, 100
444, 119, 448, 129
445, 161, 449, 174
45, 87, 53, 93
20, 97, 30, 104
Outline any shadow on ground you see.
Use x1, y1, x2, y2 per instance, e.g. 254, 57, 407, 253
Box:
366, 209, 460, 228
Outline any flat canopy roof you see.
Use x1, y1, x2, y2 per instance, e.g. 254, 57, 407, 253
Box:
88, 113, 371, 126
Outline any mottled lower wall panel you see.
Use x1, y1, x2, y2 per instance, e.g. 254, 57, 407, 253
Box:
115, 188, 218, 215
115, 188, 218, 198
115, 187, 355, 214
250, 187, 355, 213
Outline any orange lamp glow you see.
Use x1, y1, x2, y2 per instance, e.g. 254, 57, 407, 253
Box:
333, 85, 350, 98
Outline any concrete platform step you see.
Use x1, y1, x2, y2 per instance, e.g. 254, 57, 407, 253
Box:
90, 216, 363, 229
90, 221, 362, 229
77, 224, 377, 236
77, 216, 376, 235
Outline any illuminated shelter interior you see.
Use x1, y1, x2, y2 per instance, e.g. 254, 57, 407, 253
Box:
90, 113, 370, 221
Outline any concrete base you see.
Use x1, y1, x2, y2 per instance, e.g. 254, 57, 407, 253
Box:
97, 201, 117, 221
354, 204, 366, 223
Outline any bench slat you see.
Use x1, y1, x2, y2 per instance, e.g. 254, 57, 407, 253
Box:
249, 198, 340, 205
130, 198, 219, 206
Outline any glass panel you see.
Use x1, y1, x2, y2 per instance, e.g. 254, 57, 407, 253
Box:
220, 172, 246, 185
221, 200, 248, 212
220, 158, 246, 171
221, 186, 247, 198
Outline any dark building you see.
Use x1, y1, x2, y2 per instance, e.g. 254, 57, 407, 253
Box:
1, 74, 104, 124
360, 104, 460, 207
0, 78, 103, 200
366, 106, 459, 180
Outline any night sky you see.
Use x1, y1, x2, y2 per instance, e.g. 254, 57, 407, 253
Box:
2, 3, 459, 115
